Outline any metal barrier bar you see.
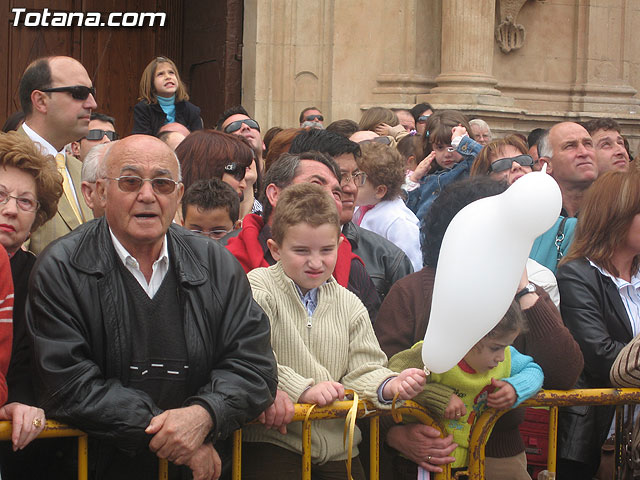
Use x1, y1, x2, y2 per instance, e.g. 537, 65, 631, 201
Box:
0, 420, 88, 480
228, 400, 447, 479
8, 388, 637, 480
466, 388, 640, 479
232, 429, 242, 480
158, 458, 168, 479
548, 406, 558, 475
370, 416, 379, 480
302, 412, 312, 480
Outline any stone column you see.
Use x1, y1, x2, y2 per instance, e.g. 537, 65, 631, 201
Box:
422, 0, 513, 107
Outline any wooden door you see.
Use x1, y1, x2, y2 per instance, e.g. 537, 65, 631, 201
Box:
1, 0, 242, 137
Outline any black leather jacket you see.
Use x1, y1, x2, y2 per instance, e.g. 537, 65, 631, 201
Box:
557, 257, 633, 469
26, 218, 277, 453
342, 222, 413, 300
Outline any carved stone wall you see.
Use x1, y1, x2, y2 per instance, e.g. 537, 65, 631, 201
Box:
242, 0, 640, 153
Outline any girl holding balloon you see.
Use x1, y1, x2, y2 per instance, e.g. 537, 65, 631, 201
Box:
375, 177, 583, 479
388, 300, 544, 472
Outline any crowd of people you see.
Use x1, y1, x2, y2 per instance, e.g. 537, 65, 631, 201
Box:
0, 53, 638, 480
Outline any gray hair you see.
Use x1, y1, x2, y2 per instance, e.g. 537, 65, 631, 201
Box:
470, 118, 492, 136
82, 142, 114, 183
537, 129, 552, 158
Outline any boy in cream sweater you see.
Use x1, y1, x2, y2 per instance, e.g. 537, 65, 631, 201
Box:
243, 183, 427, 479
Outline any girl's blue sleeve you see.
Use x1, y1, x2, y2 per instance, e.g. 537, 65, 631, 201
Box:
457, 136, 483, 158
503, 346, 544, 407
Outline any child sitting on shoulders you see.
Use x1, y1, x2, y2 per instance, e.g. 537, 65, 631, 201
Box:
405, 110, 483, 224
243, 183, 427, 479
132, 56, 203, 135
181, 178, 240, 240
353, 142, 423, 272
389, 301, 544, 472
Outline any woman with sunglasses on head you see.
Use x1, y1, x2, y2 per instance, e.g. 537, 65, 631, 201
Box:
175, 129, 254, 222
132, 56, 203, 136
0, 132, 66, 477
469, 134, 560, 306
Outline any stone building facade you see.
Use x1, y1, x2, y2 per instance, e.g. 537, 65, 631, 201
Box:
242, 0, 640, 154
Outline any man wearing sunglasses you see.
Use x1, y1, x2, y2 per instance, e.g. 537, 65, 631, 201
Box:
299, 106, 325, 128
71, 112, 118, 162
217, 105, 266, 172
27, 135, 277, 480
17, 56, 97, 254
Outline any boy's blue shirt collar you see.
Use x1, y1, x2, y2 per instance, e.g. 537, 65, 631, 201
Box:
294, 284, 320, 316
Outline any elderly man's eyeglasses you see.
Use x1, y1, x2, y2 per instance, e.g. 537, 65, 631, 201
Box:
40, 85, 96, 101
0, 190, 39, 212
304, 115, 324, 122
341, 171, 367, 187
489, 155, 534, 173
85, 129, 118, 141
224, 119, 260, 134
189, 228, 232, 240
224, 163, 247, 182
108, 176, 180, 195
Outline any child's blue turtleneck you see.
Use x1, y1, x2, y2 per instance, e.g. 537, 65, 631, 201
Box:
157, 94, 176, 124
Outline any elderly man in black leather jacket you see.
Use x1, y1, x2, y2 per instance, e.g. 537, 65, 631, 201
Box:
26, 135, 277, 480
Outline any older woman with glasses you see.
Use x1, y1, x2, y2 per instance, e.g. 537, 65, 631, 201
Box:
0, 131, 63, 474
470, 134, 534, 185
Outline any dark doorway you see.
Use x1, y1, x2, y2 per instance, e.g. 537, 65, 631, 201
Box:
1, 1, 242, 136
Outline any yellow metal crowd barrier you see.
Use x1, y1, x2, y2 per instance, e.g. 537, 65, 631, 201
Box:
3, 388, 640, 480
0, 419, 88, 480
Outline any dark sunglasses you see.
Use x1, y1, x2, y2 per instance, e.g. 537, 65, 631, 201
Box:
304, 115, 324, 122
40, 85, 96, 101
108, 176, 180, 195
224, 118, 260, 134
489, 154, 534, 173
85, 129, 118, 141
224, 163, 247, 182
417, 115, 430, 123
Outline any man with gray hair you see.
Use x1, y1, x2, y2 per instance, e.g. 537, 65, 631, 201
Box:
80, 141, 114, 217
469, 118, 492, 146
530, 122, 597, 273
537, 122, 597, 218
27, 134, 277, 480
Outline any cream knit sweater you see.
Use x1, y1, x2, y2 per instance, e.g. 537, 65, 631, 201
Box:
244, 262, 397, 464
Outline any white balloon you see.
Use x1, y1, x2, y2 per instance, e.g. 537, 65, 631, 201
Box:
422, 171, 562, 373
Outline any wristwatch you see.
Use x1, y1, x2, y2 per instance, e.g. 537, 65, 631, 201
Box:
515, 282, 536, 301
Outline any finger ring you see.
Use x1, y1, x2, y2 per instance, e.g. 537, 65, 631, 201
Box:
427, 455, 432, 462
32, 418, 42, 428
456, 412, 462, 416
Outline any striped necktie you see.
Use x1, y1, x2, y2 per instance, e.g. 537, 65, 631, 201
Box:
55, 153, 83, 224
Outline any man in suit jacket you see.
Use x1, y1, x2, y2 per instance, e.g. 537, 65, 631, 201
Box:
18, 56, 97, 254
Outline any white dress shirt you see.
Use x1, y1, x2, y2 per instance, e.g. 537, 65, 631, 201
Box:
110, 228, 169, 298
